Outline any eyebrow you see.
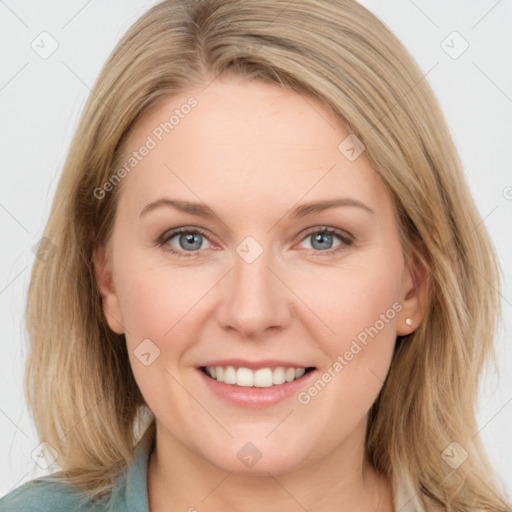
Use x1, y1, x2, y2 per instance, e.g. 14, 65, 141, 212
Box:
139, 197, 374, 219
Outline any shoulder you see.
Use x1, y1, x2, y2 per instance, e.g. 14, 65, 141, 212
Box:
0, 476, 105, 512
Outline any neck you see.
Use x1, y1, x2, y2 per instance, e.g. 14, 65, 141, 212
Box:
147, 422, 394, 512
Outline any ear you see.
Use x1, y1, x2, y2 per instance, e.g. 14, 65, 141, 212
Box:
93, 243, 125, 334
396, 245, 429, 336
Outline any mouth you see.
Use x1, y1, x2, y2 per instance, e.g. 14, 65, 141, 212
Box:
199, 365, 316, 387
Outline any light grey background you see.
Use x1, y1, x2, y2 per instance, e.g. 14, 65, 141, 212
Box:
1, 0, 511, 500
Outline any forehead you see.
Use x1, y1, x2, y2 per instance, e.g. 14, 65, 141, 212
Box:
117, 77, 388, 217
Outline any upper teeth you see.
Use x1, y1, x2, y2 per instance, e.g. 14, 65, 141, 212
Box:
205, 366, 306, 387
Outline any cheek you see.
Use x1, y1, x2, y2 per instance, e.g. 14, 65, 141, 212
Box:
113, 256, 209, 415
293, 259, 402, 350
114, 252, 215, 343
290, 252, 403, 410
289, 263, 401, 434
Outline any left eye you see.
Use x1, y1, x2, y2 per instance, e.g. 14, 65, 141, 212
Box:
299, 229, 344, 251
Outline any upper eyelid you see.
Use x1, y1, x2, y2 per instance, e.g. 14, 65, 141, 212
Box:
161, 226, 215, 245
300, 225, 353, 241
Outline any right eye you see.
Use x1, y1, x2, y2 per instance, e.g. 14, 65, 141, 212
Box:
158, 227, 213, 257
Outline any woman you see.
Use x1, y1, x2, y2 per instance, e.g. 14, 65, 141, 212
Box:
1, 0, 510, 510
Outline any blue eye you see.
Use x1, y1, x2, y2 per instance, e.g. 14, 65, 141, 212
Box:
160, 228, 210, 257
302, 230, 341, 251
158, 226, 353, 258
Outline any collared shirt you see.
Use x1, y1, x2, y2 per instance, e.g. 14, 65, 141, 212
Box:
0, 431, 424, 511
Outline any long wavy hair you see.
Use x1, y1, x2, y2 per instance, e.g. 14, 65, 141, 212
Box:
24, 0, 510, 510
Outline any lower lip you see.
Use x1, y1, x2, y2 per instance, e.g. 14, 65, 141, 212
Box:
197, 368, 317, 408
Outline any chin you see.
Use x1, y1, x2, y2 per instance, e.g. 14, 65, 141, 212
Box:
196, 434, 313, 476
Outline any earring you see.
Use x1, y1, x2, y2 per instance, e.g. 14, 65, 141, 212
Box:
405, 317, 413, 326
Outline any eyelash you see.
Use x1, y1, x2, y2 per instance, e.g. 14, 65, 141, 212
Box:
157, 226, 354, 258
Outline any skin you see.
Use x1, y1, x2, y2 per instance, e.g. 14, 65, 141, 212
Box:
94, 75, 427, 511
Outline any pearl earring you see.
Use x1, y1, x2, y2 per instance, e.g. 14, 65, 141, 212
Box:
405, 317, 413, 326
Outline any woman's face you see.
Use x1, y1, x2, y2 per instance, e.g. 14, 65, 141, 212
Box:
95, 75, 423, 475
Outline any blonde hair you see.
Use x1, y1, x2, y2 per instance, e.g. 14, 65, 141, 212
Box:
25, 0, 510, 510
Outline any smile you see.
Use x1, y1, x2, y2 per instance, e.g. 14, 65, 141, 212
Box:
200, 365, 315, 387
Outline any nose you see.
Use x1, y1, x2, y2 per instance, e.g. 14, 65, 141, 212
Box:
215, 247, 293, 338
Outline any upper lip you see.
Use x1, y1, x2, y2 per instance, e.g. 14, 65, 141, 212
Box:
199, 358, 314, 370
